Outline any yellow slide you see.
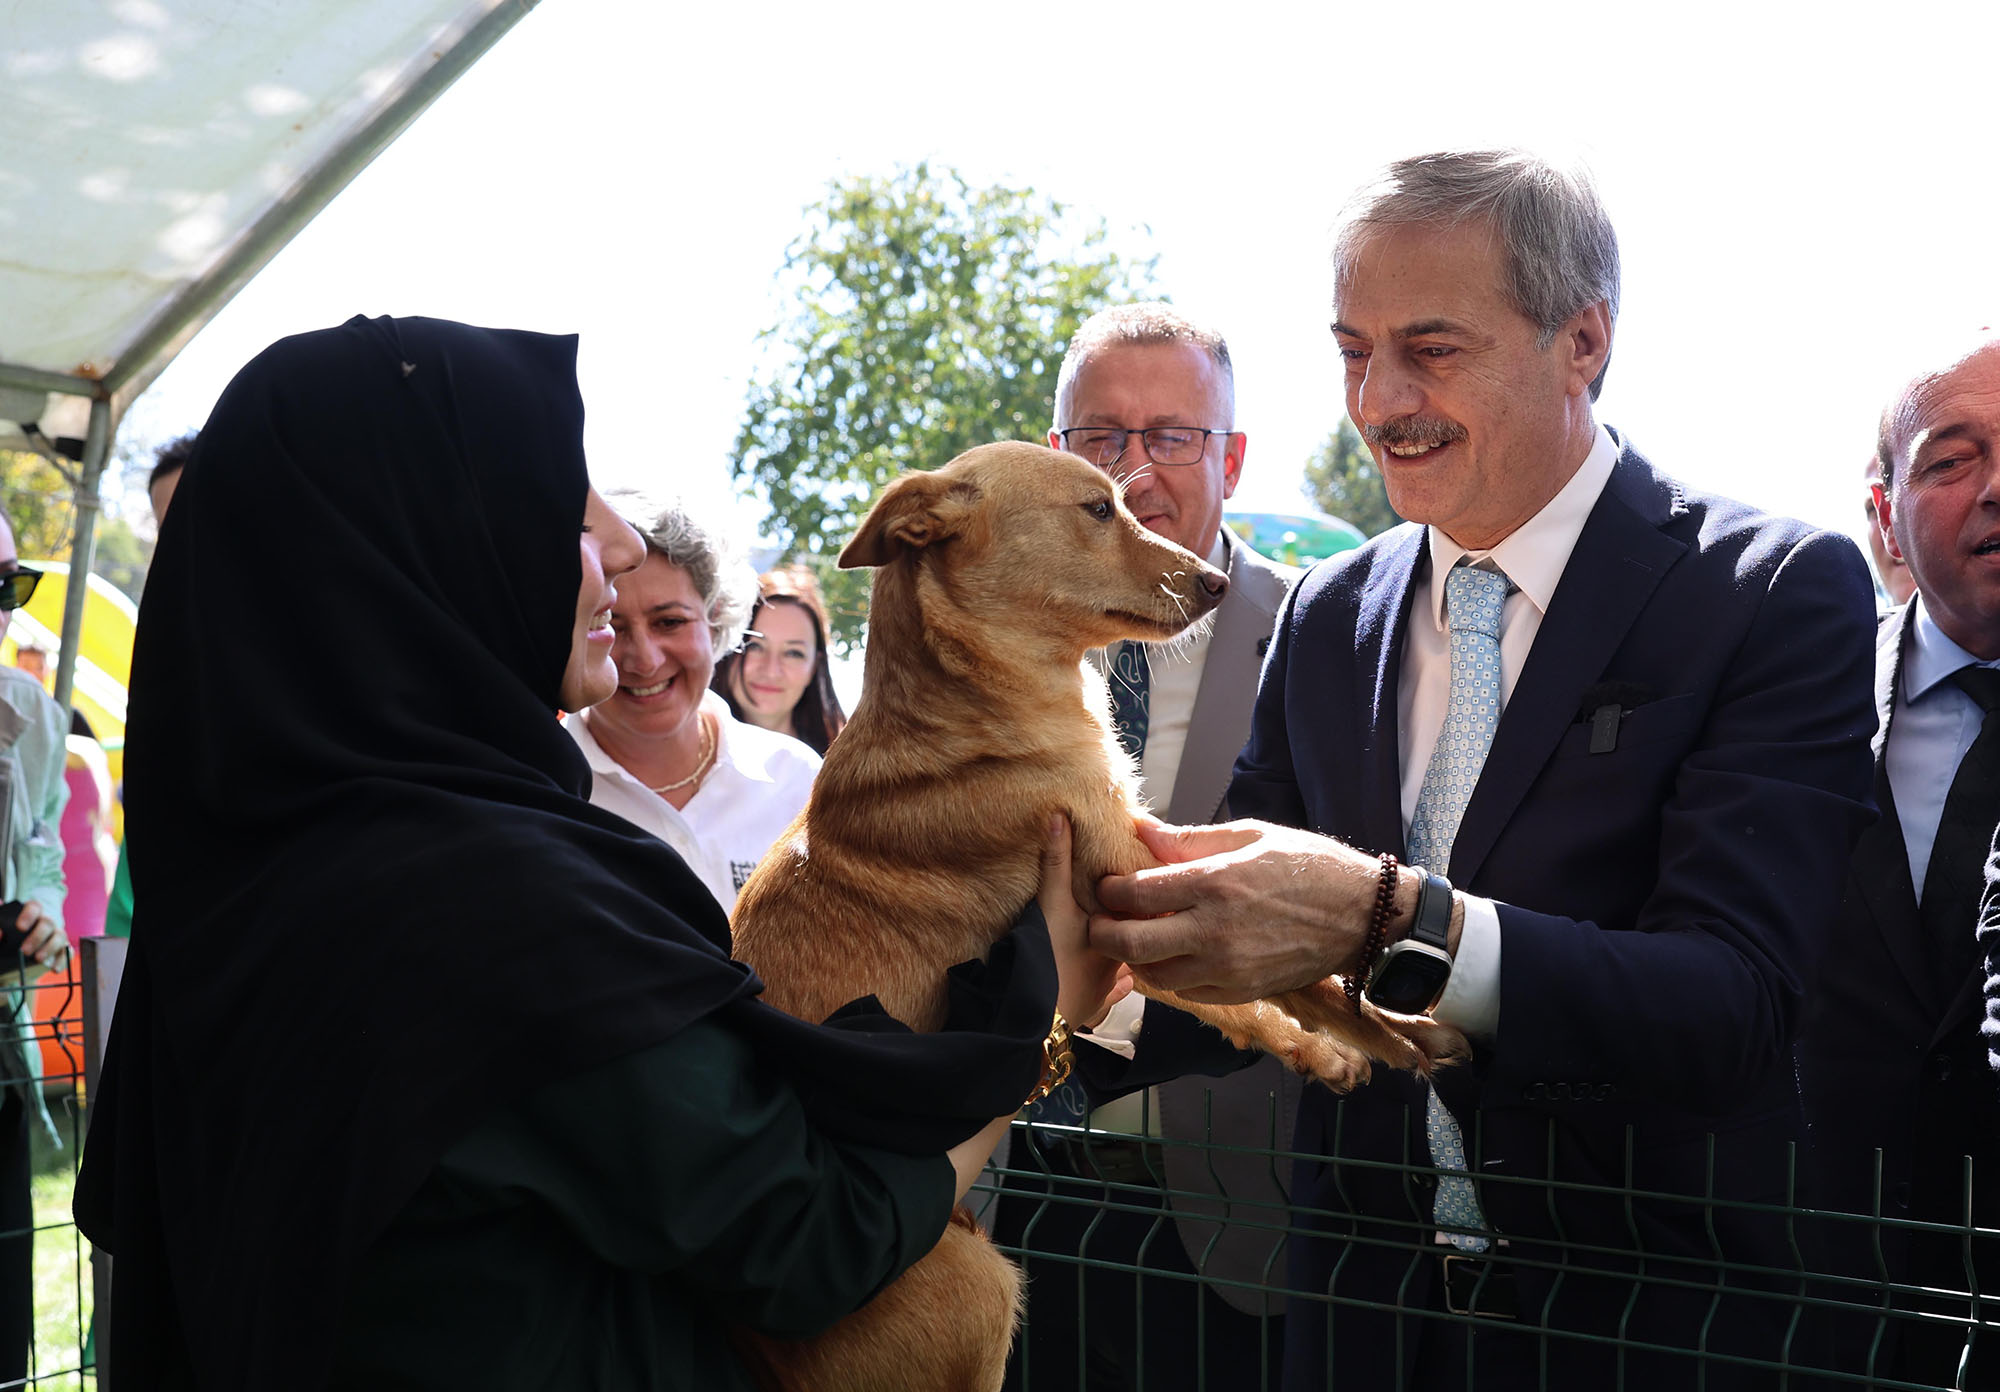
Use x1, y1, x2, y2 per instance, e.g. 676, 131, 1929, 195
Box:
1, 560, 135, 792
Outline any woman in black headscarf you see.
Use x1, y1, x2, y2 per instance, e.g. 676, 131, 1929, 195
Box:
73, 316, 1103, 1389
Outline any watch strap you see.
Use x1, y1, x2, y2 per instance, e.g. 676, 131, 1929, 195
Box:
1410, 869, 1453, 954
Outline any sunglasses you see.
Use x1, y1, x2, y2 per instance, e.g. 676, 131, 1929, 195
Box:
0, 567, 42, 612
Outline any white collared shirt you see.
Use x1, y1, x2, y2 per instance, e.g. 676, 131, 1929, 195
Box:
1118, 531, 1228, 812
1080, 532, 1227, 1092
1886, 596, 2000, 902
1397, 426, 1622, 1040
563, 691, 820, 912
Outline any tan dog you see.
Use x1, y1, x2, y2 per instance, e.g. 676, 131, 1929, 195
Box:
728, 441, 1465, 1391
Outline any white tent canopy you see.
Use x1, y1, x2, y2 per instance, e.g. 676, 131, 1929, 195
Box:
1, 0, 537, 707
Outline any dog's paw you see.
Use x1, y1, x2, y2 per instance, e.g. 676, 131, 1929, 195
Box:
1390, 1014, 1472, 1068
1284, 1033, 1373, 1092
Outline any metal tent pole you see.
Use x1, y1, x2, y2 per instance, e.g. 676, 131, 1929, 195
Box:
100, 0, 544, 406
51, 396, 111, 717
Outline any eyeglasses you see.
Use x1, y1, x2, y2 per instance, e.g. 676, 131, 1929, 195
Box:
1057, 427, 1234, 469
0, 567, 41, 612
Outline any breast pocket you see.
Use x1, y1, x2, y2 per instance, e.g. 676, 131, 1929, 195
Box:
1533, 693, 1705, 822
1564, 692, 1703, 756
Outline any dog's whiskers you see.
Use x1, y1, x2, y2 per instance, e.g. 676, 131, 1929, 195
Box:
1140, 611, 1214, 665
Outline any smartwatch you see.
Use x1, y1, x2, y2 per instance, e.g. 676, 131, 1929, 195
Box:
1364, 869, 1454, 1014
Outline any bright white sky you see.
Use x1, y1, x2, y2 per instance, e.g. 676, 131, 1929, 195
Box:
120, 0, 2000, 561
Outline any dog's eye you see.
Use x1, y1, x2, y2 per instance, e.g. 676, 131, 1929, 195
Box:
1084, 500, 1114, 521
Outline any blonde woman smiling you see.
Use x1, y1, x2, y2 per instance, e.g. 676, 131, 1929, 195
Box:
565, 499, 819, 910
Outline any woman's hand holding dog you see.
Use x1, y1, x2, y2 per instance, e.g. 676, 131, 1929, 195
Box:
1090, 819, 1433, 1006
942, 818, 1131, 1200
1039, 814, 1130, 1029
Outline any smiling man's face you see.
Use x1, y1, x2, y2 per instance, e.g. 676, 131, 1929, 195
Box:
1879, 339, 2000, 659
1050, 340, 1242, 559
1332, 219, 1607, 551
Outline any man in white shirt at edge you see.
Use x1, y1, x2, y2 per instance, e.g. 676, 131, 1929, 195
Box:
993, 303, 1302, 1392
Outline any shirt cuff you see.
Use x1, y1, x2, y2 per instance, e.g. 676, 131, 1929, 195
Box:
1432, 893, 1500, 1042
1075, 991, 1146, 1060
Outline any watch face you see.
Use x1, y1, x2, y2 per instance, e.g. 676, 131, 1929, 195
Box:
1366, 944, 1452, 1014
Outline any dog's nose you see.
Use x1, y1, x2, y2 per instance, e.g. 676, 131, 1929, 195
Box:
1199, 571, 1229, 599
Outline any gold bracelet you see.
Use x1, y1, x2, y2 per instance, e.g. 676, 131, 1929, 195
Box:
1026, 1012, 1075, 1103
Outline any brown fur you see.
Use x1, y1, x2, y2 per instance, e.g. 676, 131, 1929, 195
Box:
728, 442, 1466, 1391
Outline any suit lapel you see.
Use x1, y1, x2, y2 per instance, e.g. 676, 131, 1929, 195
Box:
1166, 531, 1283, 824
1360, 527, 1428, 855
1849, 607, 1936, 1013
1448, 451, 1685, 886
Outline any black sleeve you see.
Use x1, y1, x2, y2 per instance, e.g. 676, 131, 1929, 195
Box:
1072, 997, 1264, 1101
439, 1017, 956, 1339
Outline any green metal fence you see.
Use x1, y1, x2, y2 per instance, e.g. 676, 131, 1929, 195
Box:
8, 959, 93, 1391
981, 1102, 1998, 1391
35, 988, 1994, 1391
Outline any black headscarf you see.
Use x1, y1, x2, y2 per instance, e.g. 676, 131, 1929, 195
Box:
73, 317, 1053, 1389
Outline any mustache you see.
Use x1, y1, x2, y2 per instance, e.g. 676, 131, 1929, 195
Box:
1363, 418, 1469, 451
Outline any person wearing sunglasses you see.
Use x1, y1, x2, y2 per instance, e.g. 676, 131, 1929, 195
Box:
0, 508, 68, 1387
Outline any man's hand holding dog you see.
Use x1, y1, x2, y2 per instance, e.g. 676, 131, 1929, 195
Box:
1090, 819, 1453, 1006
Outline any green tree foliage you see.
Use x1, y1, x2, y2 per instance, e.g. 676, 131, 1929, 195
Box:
1303, 417, 1403, 538
1, 449, 75, 559
733, 164, 1155, 648
2, 448, 154, 600
91, 515, 151, 602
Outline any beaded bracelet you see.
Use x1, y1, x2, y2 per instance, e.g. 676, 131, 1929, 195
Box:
1345, 852, 1400, 1007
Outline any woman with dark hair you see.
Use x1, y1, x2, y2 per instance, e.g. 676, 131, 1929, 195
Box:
71, 316, 1111, 1390
713, 564, 848, 754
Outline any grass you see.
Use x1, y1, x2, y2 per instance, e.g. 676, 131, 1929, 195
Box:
24, 1087, 93, 1392
27, 1168, 91, 1391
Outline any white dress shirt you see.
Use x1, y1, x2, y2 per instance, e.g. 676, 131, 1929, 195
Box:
1128, 532, 1226, 813
563, 691, 820, 912
1398, 426, 1621, 1041
1885, 597, 2000, 902
1085, 534, 1228, 1110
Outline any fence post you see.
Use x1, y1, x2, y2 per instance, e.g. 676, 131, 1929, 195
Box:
80, 935, 125, 1390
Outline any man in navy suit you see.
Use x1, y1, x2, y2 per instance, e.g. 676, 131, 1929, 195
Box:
1086, 150, 1879, 1390
1797, 330, 2000, 1387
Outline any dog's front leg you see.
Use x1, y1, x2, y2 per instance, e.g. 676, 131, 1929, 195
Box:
1271, 980, 1470, 1073
1135, 987, 1376, 1092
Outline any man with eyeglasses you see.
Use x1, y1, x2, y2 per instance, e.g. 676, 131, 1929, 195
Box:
996, 302, 1302, 1392
0, 506, 69, 1385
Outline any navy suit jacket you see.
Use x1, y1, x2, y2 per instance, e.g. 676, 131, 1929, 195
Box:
1222, 439, 1877, 1389
1796, 607, 2000, 1382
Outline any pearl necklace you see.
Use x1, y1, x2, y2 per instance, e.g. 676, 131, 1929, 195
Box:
647, 714, 716, 794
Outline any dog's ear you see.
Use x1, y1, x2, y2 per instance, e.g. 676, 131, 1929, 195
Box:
838, 470, 981, 569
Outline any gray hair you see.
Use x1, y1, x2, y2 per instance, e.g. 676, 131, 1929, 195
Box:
607, 491, 758, 653
1053, 302, 1236, 430
1333, 150, 1620, 398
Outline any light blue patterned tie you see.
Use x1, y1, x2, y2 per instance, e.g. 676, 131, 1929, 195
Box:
1406, 562, 1509, 1253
